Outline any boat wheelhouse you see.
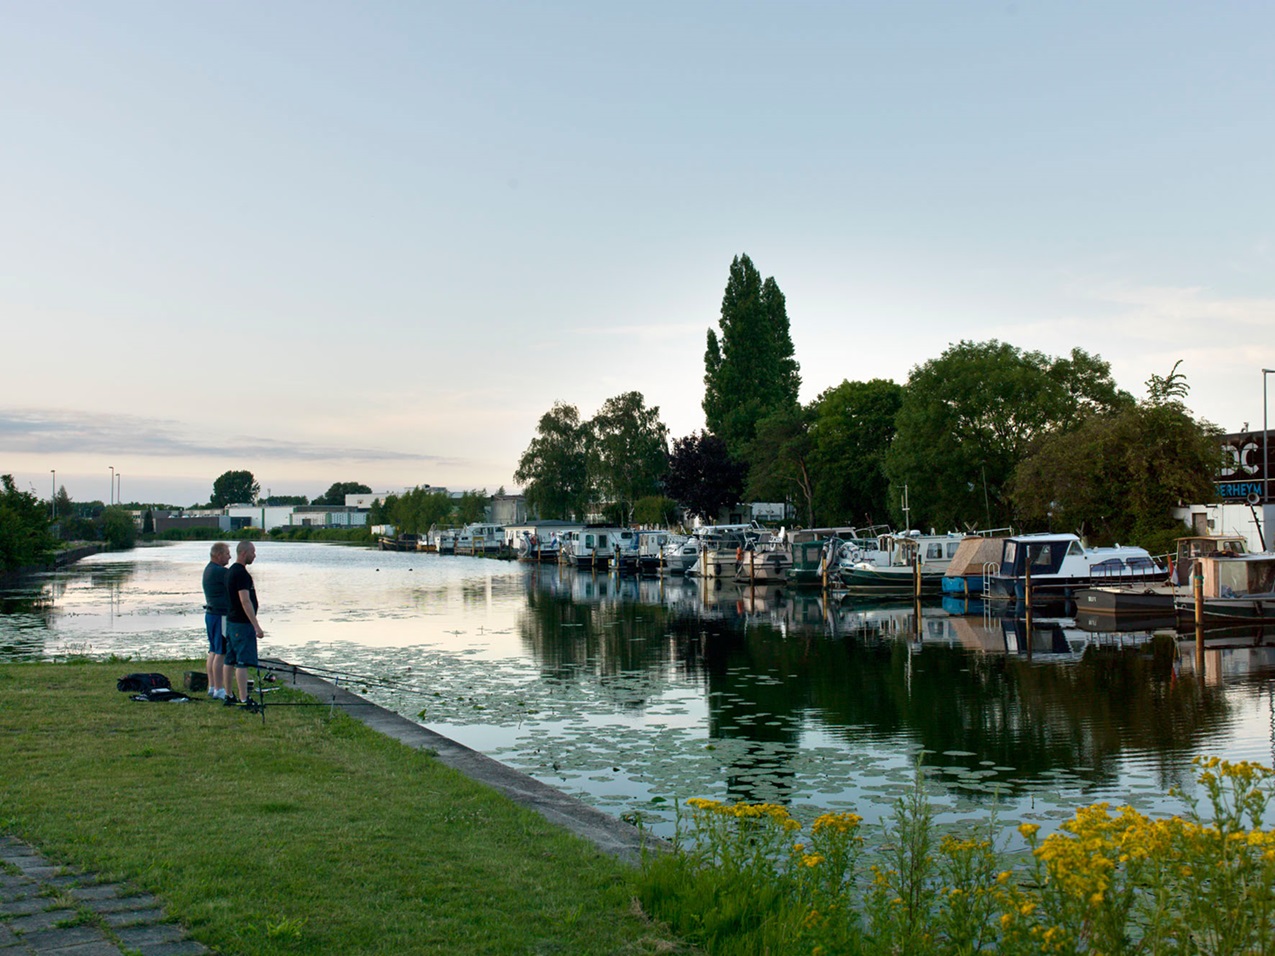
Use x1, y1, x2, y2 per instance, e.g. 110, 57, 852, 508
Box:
1170, 535, 1248, 586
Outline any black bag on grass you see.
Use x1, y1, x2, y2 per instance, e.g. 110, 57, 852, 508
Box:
116, 673, 171, 693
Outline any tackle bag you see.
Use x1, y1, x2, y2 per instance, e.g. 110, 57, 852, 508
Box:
116, 673, 171, 693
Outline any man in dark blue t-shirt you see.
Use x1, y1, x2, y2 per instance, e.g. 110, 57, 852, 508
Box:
224, 540, 263, 705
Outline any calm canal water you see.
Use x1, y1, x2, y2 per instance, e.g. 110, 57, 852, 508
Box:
3, 540, 1274, 838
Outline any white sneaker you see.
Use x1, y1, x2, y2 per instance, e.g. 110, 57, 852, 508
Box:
213, 688, 227, 699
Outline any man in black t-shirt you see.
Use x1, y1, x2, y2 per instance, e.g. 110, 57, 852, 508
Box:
224, 540, 263, 705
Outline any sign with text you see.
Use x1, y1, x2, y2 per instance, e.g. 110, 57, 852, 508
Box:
1216, 431, 1270, 501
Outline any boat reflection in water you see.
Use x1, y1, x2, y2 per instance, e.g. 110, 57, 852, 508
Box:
519, 562, 1272, 815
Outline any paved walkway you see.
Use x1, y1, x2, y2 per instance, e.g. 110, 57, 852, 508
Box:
0, 835, 209, 955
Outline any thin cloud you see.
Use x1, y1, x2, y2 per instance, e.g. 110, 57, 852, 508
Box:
0, 408, 455, 465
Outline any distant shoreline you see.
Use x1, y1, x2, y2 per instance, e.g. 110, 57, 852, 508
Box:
0, 544, 102, 583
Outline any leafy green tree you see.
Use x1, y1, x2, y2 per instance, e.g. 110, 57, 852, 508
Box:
515, 402, 590, 520
587, 391, 669, 525
808, 379, 904, 527
745, 406, 816, 528
884, 341, 1130, 530
265, 494, 309, 506
99, 506, 136, 550
665, 431, 746, 524
142, 509, 154, 535
456, 490, 489, 525
369, 494, 394, 526
632, 495, 678, 527
211, 470, 259, 508
703, 254, 801, 458
389, 487, 454, 534
0, 474, 55, 572
1011, 363, 1220, 547
314, 482, 372, 506
54, 485, 73, 518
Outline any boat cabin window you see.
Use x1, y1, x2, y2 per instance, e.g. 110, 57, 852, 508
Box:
1067, 541, 1084, 556
946, 542, 961, 558
926, 543, 944, 560
1031, 545, 1056, 567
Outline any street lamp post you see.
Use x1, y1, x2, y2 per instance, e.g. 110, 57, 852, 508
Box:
1264, 369, 1274, 504
109, 466, 115, 506
50, 470, 55, 520
116, 473, 122, 508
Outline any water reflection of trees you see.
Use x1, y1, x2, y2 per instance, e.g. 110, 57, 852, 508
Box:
518, 568, 680, 712
520, 569, 1240, 794
0, 576, 57, 660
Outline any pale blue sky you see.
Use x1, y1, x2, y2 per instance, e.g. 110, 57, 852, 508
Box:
3, 1, 1273, 506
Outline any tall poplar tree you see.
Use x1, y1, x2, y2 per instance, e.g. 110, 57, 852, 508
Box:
703, 254, 801, 458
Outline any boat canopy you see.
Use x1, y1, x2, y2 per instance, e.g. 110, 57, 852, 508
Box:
945, 536, 1005, 578
999, 535, 1084, 578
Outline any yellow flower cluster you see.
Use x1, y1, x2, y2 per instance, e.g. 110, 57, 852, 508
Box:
939, 835, 990, 856
811, 811, 862, 836
653, 758, 1275, 956
684, 797, 802, 831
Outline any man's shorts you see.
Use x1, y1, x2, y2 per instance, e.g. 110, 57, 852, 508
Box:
225, 621, 259, 668
205, 612, 226, 655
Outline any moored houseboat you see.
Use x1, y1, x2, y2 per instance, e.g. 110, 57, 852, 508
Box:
840, 531, 967, 595
665, 524, 754, 575
733, 546, 792, 585
455, 523, 505, 555
563, 526, 628, 571
787, 526, 889, 588
987, 533, 1164, 599
1172, 548, 1275, 623
637, 530, 676, 574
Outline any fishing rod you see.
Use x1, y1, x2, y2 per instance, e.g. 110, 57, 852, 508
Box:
254, 658, 429, 694
236, 659, 421, 726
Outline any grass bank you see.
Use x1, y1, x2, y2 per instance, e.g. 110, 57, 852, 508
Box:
0, 660, 684, 955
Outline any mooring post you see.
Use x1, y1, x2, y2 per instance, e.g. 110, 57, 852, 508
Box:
1193, 561, 1204, 628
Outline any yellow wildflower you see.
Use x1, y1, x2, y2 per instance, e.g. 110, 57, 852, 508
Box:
686, 797, 722, 811
1018, 823, 1040, 840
